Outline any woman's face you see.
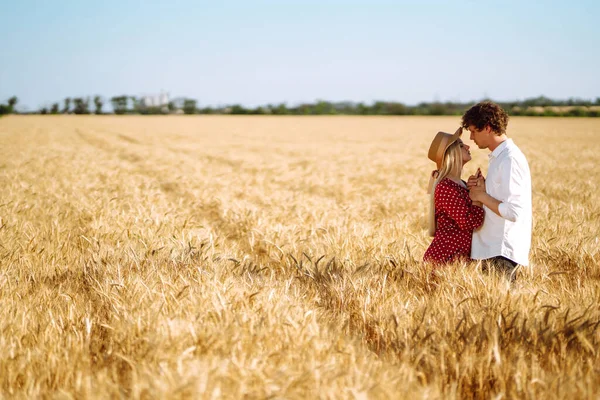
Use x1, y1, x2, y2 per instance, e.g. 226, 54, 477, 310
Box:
459, 140, 471, 164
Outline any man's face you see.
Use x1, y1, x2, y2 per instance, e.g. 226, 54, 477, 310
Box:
468, 125, 490, 149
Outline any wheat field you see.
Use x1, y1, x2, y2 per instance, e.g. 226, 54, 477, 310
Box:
0, 115, 599, 399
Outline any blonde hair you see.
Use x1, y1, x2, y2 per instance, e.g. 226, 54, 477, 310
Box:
428, 141, 463, 236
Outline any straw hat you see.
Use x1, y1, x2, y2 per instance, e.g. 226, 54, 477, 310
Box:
427, 127, 463, 169
426, 127, 462, 194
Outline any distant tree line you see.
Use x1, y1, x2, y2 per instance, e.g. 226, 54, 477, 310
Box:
210, 97, 600, 117
4, 95, 600, 117
35, 96, 104, 115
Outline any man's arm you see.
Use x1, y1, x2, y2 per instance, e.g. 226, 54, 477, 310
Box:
470, 157, 528, 222
471, 190, 502, 216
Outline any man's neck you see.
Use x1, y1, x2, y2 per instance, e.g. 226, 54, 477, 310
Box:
488, 134, 508, 152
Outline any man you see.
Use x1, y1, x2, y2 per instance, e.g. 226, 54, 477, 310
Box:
462, 101, 532, 280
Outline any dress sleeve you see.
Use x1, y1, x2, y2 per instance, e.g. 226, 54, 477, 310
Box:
435, 181, 484, 230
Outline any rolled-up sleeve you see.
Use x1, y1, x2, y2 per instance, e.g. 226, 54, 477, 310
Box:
497, 157, 527, 222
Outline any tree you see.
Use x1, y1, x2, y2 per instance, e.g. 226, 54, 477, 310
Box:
249, 106, 266, 115
0, 96, 18, 115
386, 102, 408, 115
270, 103, 288, 115
129, 96, 140, 113
566, 107, 587, 117
229, 104, 248, 114
63, 98, 71, 114
356, 103, 370, 115
73, 97, 90, 114
183, 99, 197, 114
428, 102, 447, 116
371, 101, 386, 115
40, 107, 48, 115
93, 96, 103, 114
110, 96, 128, 115
7, 96, 18, 112
314, 100, 336, 115
51, 103, 60, 114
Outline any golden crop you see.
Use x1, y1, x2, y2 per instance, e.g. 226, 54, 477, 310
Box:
0, 115, 599, 399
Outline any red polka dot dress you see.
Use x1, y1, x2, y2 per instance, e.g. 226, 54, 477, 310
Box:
424, 178, 485, 265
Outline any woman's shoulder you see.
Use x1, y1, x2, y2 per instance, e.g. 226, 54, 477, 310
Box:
435, 178, 466, 195
436, 177, 457, 189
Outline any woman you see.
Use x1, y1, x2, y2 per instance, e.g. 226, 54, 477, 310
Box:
424, 128, 484, 264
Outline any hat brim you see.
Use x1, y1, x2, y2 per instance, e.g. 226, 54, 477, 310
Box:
440, 127, 463, 166
451, 126, 463, 141
429, 127, 463, 169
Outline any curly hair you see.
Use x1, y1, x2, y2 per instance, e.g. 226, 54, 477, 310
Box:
461, 101, 509, 135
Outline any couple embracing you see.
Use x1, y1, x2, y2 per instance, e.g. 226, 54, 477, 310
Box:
423, 101, 532, 281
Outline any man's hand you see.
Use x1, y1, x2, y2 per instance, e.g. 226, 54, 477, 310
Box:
468, 168, 486, 206
467, 167, 485, 189
469, 187, 485, 203
469, 175, 485, 199
471, 200, 483, 207
466, 167, 503, 216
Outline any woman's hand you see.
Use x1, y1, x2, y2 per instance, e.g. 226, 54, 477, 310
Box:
469, 175, 486, 203
467, 167, 485, 189
469, 178, 487, 203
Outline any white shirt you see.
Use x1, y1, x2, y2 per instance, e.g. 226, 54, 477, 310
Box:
471, 139, 532, 266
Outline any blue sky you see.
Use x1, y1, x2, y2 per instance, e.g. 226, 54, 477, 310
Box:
1, 0, 599, 111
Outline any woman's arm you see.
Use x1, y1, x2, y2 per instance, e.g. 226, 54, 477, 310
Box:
436, 181, 485, 230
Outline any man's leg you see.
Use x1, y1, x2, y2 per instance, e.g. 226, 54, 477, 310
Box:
483, 256, 519, 282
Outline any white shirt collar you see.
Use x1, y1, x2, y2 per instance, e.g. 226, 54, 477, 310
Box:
489, 138, 512, 159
